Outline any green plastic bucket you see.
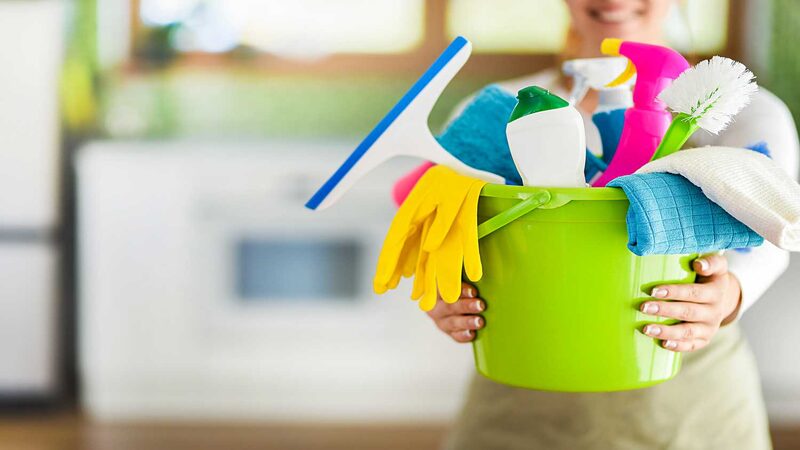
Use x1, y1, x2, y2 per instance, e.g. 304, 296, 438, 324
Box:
473, 185, 697, 392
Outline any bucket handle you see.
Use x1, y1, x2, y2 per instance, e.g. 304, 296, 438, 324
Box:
477, 189, 551, 239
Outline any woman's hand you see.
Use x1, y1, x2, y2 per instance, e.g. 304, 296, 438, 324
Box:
427, 282, 486, 343
640, 254, 742, 353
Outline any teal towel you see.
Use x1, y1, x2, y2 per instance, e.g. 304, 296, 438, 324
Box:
608, 173, 764, 256
437, 85, 522, 185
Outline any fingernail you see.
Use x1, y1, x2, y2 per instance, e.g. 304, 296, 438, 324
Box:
645, 325, 662, 336
465, 287, 476, 298
664, 340, 678, 349
695, 259, 709, 272
641, 303, 659, 314
472, 301, 485, 312
473, 317, 483, 328
651, 288, 668, 299
463, 330, 474, 339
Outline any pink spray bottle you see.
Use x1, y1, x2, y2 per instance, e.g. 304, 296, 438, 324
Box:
592, 39, 690, 187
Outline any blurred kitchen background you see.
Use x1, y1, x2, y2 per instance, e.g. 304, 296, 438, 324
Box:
0, 0, 799, 449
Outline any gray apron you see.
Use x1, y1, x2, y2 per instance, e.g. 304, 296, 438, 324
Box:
444, 324, 771, 450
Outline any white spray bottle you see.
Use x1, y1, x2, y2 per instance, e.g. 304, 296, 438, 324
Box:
562, 56, 631, 105
563, 57, 634, 164
506, 86, 586, 187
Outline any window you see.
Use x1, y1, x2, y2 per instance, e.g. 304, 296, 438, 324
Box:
665, 0, 730, 54
109, 0, 743, 139
131, 0, 739, 74
139, 0, 426, 57
447, 0, 731, 54
134, 0, 732, 60
446, 0, 570, 53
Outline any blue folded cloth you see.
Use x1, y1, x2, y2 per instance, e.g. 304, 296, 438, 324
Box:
608, 173, 764, 256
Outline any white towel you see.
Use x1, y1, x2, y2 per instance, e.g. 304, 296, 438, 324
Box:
637, 146, 800, 251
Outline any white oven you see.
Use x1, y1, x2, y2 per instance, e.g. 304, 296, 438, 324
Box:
76, 140, 473, 422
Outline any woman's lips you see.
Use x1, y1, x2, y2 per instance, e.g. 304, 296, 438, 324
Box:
589, 8, 644, 24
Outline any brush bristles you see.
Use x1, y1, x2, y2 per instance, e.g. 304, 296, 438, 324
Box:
658, 56, 758, 134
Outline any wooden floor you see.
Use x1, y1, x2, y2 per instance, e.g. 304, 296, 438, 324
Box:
0, 413, 446, 450
0, 412, 798, 450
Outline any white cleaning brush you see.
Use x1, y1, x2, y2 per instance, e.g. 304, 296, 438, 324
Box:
652, 56, 758, 160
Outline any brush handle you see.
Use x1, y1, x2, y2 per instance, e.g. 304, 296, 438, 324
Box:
651, 113, 700, 161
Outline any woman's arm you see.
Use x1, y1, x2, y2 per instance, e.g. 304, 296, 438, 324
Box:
691, 88, 799, 317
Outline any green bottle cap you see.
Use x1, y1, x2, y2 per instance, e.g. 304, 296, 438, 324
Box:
508, 86, 569, 123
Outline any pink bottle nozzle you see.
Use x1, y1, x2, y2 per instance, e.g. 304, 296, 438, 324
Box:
592, 39, 690, 187
605, 39, 691, 111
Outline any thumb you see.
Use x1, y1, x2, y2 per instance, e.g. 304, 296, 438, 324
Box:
694, 254, 728, 277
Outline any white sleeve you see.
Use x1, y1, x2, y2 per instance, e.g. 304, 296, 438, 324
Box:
728, 242, 791, 317
690, 88, 800, 316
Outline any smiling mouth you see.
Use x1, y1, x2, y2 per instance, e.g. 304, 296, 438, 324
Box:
589, 8, 644, 25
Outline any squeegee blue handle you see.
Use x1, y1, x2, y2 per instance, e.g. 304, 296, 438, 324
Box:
305, 37, 470, 210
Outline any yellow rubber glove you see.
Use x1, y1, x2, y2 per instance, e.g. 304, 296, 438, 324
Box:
374, 166, 486, 311
420, 180, 484, 308
374, 166, 473, 291
373, 172, 438, 294
411, 216, 434, 304
381, 216, 426, 293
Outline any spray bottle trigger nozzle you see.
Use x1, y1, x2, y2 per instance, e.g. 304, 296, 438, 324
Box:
606, 60, 636, 88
